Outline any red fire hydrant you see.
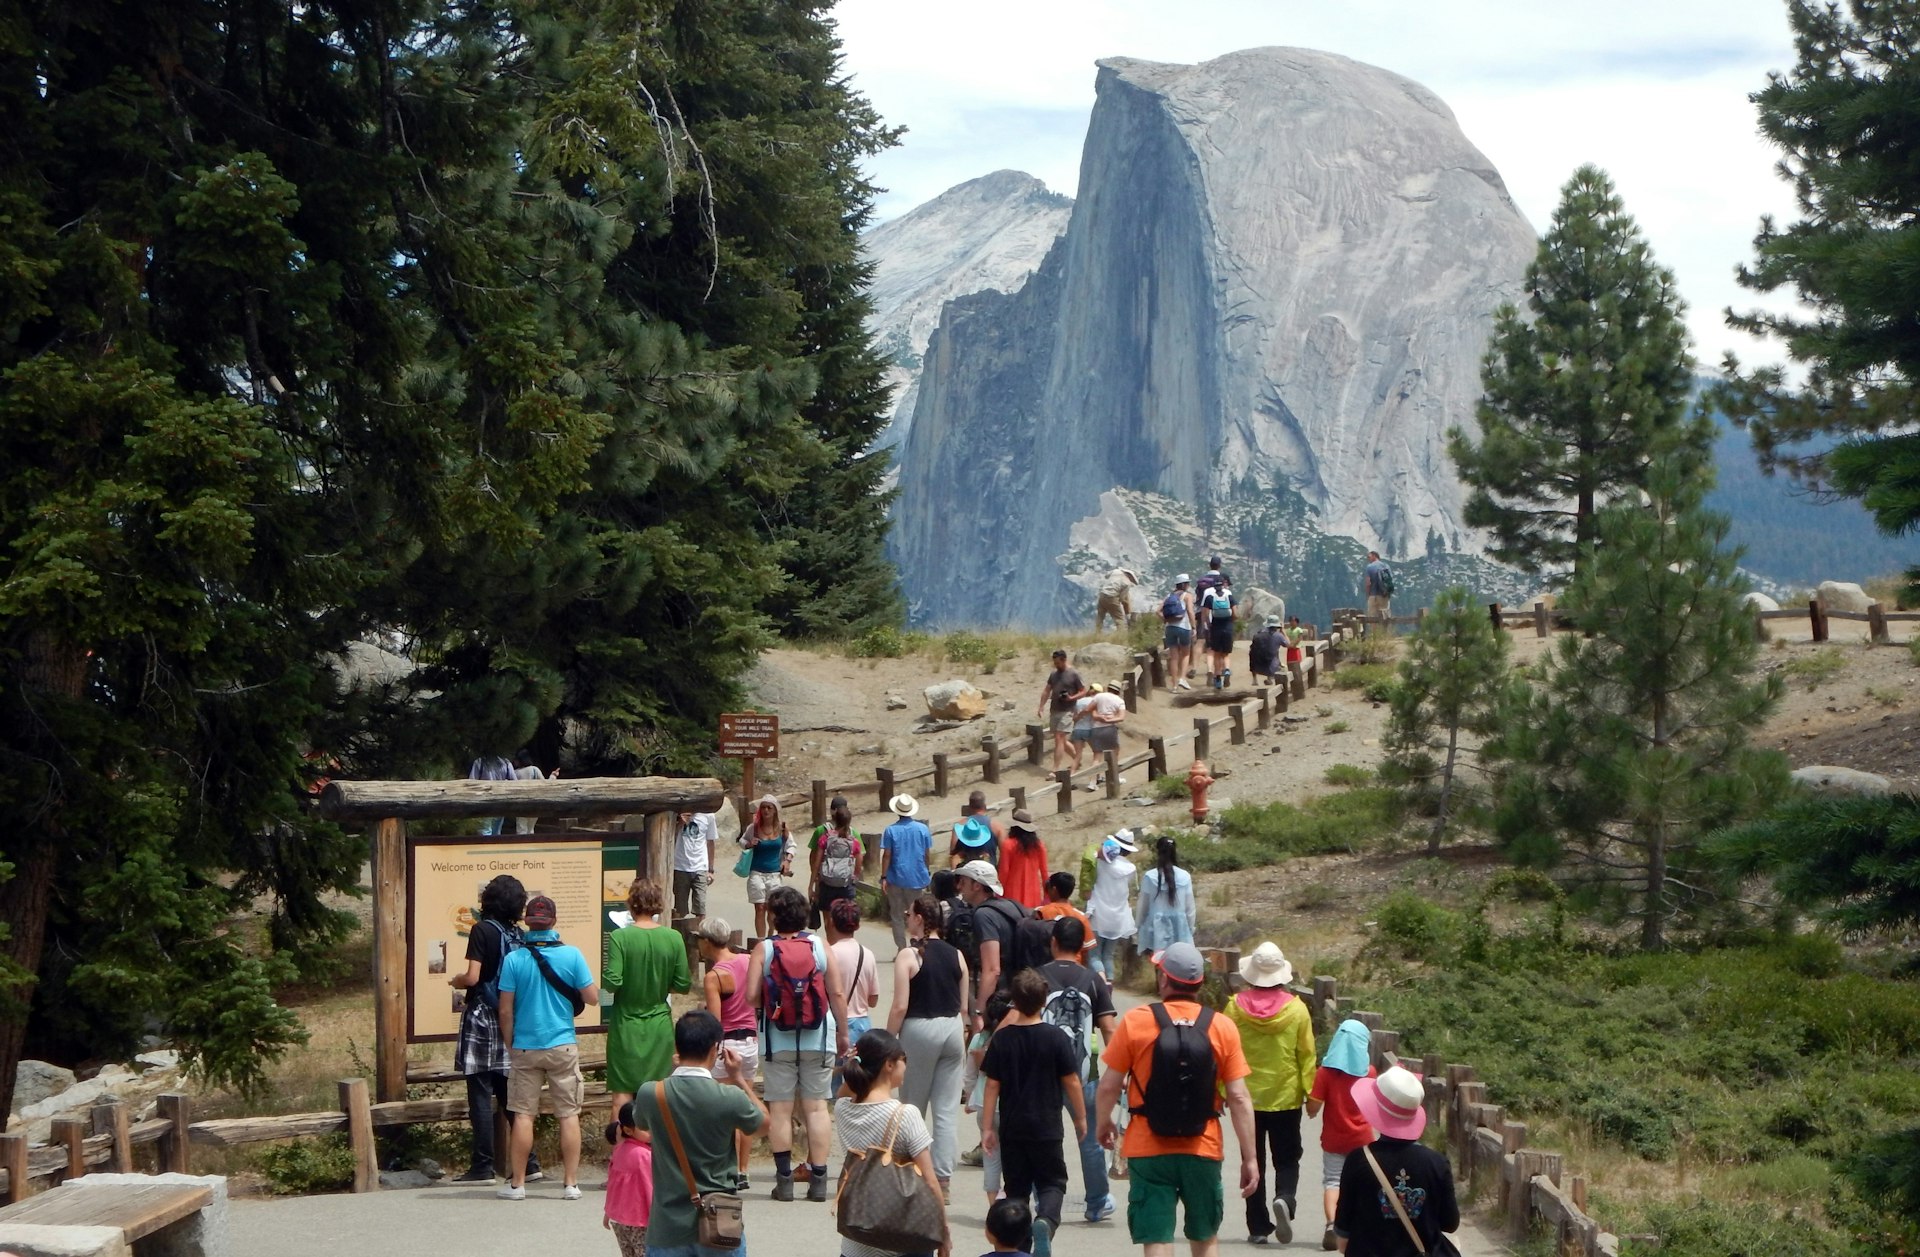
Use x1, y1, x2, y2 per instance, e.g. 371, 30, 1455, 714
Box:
1187, 759, 1216, 825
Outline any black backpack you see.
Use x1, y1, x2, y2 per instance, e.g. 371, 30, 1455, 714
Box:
945, 896, 978, 973
976, 897, 1043, 988
1132, 1003, 1220, 1138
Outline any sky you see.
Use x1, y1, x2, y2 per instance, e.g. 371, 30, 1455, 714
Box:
832, 0, 1805, 368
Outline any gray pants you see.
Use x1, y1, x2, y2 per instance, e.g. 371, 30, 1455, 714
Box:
898, 1015, 965, 1181
672, 869, 708, 918
885, 882, 924, 950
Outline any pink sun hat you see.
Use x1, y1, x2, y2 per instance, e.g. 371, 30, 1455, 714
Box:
1350, 1064, 1428, 1139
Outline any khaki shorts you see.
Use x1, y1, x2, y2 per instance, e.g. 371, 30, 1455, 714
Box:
507, 1043, 585, 1118
1050, 711, 1077, 734
746, 869, 783, 904
761, 1049, 832, 1102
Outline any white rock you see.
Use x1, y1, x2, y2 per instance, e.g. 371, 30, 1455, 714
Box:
924, 679, 988, 721
380, 1169, 434, 1189
134, 1050, 180, 1073
885, 692, 908, 711
12, 1060, 75, 1113
1073, 643, 1133, 676
1242, 587, 1287, 626
1741, 592, 1781, 613
1791, 765, 1892, 796
1817, 581, 1873, 613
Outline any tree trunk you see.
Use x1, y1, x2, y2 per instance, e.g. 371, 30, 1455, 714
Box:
1430, 719, 1461, 856
1641, 821, 1667, 951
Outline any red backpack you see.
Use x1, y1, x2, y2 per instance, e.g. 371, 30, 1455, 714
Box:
763, 935, 828, 1050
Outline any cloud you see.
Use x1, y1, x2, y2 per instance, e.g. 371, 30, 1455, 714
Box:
834, 0, 1807, 365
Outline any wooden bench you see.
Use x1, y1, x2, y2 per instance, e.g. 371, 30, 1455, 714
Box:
0, 1180, 212, 1252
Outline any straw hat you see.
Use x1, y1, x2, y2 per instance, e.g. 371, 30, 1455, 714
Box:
888, 793, 920, 817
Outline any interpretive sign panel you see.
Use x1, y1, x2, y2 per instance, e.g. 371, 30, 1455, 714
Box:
408, 833, 638, 1042
717, 712, 779, 759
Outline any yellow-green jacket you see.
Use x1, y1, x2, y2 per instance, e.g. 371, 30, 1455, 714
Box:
1225, 987, 1316, 1110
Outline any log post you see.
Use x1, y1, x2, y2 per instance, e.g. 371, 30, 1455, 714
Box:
643, 810, 673, 893
1810, 598, 1829, 642
1511, 1149, 1551, 1242
1453, 1081, 1487, 1163
1569, 1174, 1588, 1213
92, 1097, 133, 1174
1535, 601, 1549, 637
811, 779, 828, 827
932, 753, 950, 798
1055, 769, 1074, 814
1373, 1028, 1401, 1067
1755, 609, 1769, 642
1194, 717, 1211, 762
1489, 602, 1502, 632
370, 816, 408, 1104
1026, 724, 1045, 767
52, 1114, 86, 1182
1502, 1120, 1528, 1155
1148, 647, 1166, 689
1123, 672, 1138, 713
1256, 690, 1272, 731
1104, 751, 1121, 800
1148, 736, 1168, 780
158, 1092, 192, 1175
318, 776, 723, 821
1136, 652, 1154, 696
0, 1132, 26, 1204
1288, 660, 1305, 701
1870, 601, 1890, 644
877, 767, 896, 811
1010, 786, 1028, 814
339, 1078, 379, 1193
1229, 703, 1246, 746
981, 735, 1001, 784
1310, 976, 1339, 1023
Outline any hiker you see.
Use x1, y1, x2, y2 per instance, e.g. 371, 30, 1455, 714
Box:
697, 916, 758, 1184
1226, 942, 1315, 1246
982, 968, 1088, 1257
888, 893, 969, 1194
1036, 649, 1086, 773
1136, 835, 1197, 960
1194, 555, 1225, 606
1248, 616, 1285, 687
950, 790, 1005, 869
998, 809, 1050, 910
955, 860, 1032, 1018
880, 793, 934, 951
835, 1028, 954, 1257
673, 809, 718, 917
469, 752, 515, 836
1036, 872, 1094, 962
1039, 915, 1119, 1226
960, 987, 1013, 1191
1085, 832, 1138, 981
1333, 1065, 1458, 1257
1069, 686, 1098, 772
1096, 566, 1140, 633
1094, 941, 1260, 1257
1200, 573, 1237, 689
741, 794, 794, 941
1161, 575, 1197, 692
603, 1101, 654, 1257
809, 795, 863, 926
1362, 551, 1394, 622
826, 897, 879, 1092
630, 1010, 771, 1257
448, 874, 541, 1184
1306, 1018, 1376, 1252
496, 893, 599, 1200
605, 877, 691, 1114
743, 885, 851, 1202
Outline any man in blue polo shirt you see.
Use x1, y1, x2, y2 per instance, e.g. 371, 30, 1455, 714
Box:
497, 894, 598, 1201
879, 792, 933, 951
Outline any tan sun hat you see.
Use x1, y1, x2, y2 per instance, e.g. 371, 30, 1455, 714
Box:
888, 792, 920, 818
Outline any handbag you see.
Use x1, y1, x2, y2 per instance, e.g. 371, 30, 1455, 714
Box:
655, 1081, 745, 1249
835, 1101, 945, 1253
732, 845, 755, 878
1361, 1145, 1461, 1257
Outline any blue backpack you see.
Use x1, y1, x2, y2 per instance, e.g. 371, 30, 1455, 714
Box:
1161, 591, 1186, 622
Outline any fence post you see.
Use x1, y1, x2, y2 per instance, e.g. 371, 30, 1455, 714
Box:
0, 1132, 27, 1204
1135, 652, 1154, 696
811, 779, 828, 827
982, 735, 1001, 784
933, 753, 950, 798
1026, 724, 1045, 767
1010, 785, 1028, 814
1194, 717, 1211, 762
876, 767, 896, 810
1870, 601, 1890, 644
1102, 751, 1121, 799
1534, 602, 1549, 637
1810, 598, 1828, 642
158, 1091, 191, 1175
1257, 689, 1272, 730
1511, 1148, 1551, 1242
52, 1114, 86, 1182
1489, 602, 1502, 632
92, 1097, 133, 1173
340, 1077, 378, 1193
1228, 703, 1246, 746
1123, 672, 1138, 713
1055, 769, 1074, 814
1754, 609, 1770, 642
1290, 660, 1306, 701
1148, 736, 1168, 780
1148, 647, 1166, 689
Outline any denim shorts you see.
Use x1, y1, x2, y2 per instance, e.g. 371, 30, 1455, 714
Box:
1163, 625, 1192, 647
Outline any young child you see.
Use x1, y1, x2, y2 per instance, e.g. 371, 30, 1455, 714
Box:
604, 1101, 653, 1257
1226, 942, 1315, 1245
982, 969, 1087, 1257
982, 1197, 1033, 1256
963, 990, 1014, 1203
1304, 1018, 1375, 1253
1034, 873, 1093, 961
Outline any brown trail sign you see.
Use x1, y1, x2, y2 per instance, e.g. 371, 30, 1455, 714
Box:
718, 712, 779, 816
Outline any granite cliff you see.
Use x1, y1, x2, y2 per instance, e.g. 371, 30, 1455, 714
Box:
884, 48, 1539, 626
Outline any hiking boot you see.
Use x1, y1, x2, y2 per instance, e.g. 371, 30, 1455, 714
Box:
1322, 1223, 1338, 1250
772, 1174, 795, 1202
807, 1173, 829, 1203
1273, 1197, 1292, 1244
960, 1144, 984, 1167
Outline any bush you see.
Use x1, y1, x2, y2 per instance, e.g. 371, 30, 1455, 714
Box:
942, 631, 996, 668
258, 1134, 358, 1195
849, 626, 909, 658
1324, 719, 1351, 734
1324, 763, 1374, 787
1331, 662, 1394, 695
1150, 774, 1189, 801
1781, 646, 1847, 688
1372, 889, 1460, 962
1185, 788, 1405, 872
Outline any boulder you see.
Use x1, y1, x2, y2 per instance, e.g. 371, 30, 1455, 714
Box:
923, 680, 988, 721
1741, 592, 1781, 613
1242, 587, 1286, 626
11, 1060, 75, 1113
1817, 581, 1873, 613
1791, 765, 1892, 796
712, 797, 741, 847
379, 1169, 434, 1190
885, 692, 908, 711
1072, 642, 1134, 676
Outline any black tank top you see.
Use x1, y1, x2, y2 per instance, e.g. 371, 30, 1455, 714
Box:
905, 938, 963, 1019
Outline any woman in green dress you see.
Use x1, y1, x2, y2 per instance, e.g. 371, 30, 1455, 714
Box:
604, 878, 690, 1111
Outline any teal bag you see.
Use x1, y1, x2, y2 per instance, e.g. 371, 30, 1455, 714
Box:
733, 845, 755, 878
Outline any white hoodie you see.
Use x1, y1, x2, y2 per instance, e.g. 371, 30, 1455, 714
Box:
1087, 854, 1137, 939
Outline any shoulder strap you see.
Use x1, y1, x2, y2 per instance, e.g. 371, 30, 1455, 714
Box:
654, 1081, 702, 1206
526, 943, 584, 1011
1363, 1145, 1426, 1255
1150, 1002, 1170, 1032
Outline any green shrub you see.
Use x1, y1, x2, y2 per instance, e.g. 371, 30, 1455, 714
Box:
258, 1134, 357, 1195
1324, 763, 1374, 787
1324, 719, 1351, 734
1372, 889, 1460, 962
942, 631, 996, 666
848, 626, 909, 658
1331, 663, 1394, 694
1185, 788, 1405, 872
1150, 774, 1189, 801
1781, 646, 1847, 688
1619, 1200, 1849, 1257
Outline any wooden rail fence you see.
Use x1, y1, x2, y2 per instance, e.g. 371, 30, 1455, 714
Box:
1477, 596, 1918, 645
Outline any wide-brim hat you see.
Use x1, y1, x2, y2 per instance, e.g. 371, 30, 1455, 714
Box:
888, 793, 920, 817
1352, 1066, 1428, 1139
1174, 573, 1191, 586
1238, 941, 1293, 988
1107, 829, 1138, 853
1266, 614, 1283, 627
955, 815, 996, 847
1008, 809, 1038, 836
954, 859, 1002, 896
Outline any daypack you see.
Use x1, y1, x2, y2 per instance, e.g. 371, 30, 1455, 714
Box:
818, 827, 858, 887
945, 897, 979, 973
1160, 590, 1186, 622
763, 935, 828, 1049
1042, 980, 1096, 1078
1194, 572, 1221, 602
1132, 1003, 1220, 1139
975, 897, 1040, 988
472, 919, 523, 1012
1203, 587, 1234, 620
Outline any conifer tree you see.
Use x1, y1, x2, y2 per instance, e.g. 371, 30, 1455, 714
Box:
1486, 476, 1787, 949
1709, 792, 1920, 935
1384, 587, 1512, 852
1450, 165, 1707, 581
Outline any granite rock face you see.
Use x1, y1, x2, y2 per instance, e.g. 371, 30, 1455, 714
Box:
889, 48, 1536, 626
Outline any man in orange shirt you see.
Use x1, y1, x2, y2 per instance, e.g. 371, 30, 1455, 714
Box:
1095, 942, 1258, 1257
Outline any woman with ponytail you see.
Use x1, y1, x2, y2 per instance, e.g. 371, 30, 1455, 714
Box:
1134, 835, 1195, 958
834, 1029, 951, 1257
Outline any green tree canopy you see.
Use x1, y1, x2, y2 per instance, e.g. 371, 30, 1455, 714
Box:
1710, 792, 1920, 935
1450, 164, 1706, 582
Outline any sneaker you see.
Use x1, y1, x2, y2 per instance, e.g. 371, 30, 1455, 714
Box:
1250, 1236, 1270, 1246
561, 1184, 582, 1201
495, 1184, 525, 1201
1224, 668, 1232, 686
1084, 1196, 1115, 1223
1176, 679, 1192, 691
960, 1144, 984, 1167
523, 1170, 544, 1183
1274, 1197, 1292, 1244
772, 1175, 794, 1202
807, 1173, 830, 1202
1033, 1216, 1053, 1257
1322, 1224, 1338, 1251
451, 1167, 493, 1184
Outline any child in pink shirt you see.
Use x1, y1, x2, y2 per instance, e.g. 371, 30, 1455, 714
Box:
605, 1102, 653, 1257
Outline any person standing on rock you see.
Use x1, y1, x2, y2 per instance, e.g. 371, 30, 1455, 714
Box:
1201, 574, 1237, 690
672, 808, 717, 919
880, 793, 934, 952
1362, 552, 1394, 623
1037, 649, 1086, 772
1096, 567, 1140, 634
1161, 575, 1197, 692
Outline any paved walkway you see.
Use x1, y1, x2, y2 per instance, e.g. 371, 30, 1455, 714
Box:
233, 867, 1508, 1254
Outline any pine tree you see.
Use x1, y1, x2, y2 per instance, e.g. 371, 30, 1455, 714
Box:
1450, 165, 1708, 582
1485, 476, 1787, 949
1715, 1, 1920, 593
1709, 793, 1920, 935
1384, 587, 1512, 853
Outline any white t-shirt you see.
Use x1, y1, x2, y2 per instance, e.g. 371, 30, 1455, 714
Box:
833, 1099, 933, 1257
1090, 692, 1125, 722
675, 813, 716, 874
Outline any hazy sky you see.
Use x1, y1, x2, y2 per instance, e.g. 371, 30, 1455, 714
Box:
833, 0, 1805, 368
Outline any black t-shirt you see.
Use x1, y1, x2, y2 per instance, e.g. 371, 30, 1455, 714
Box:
983, 1022, 1080, 1142
973, 897, 1026, 978
464, 919, 520, 985
1045, 667, 1084, 712
1332, 1137, 1460, 1256
1037, 960, 1115, 1023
